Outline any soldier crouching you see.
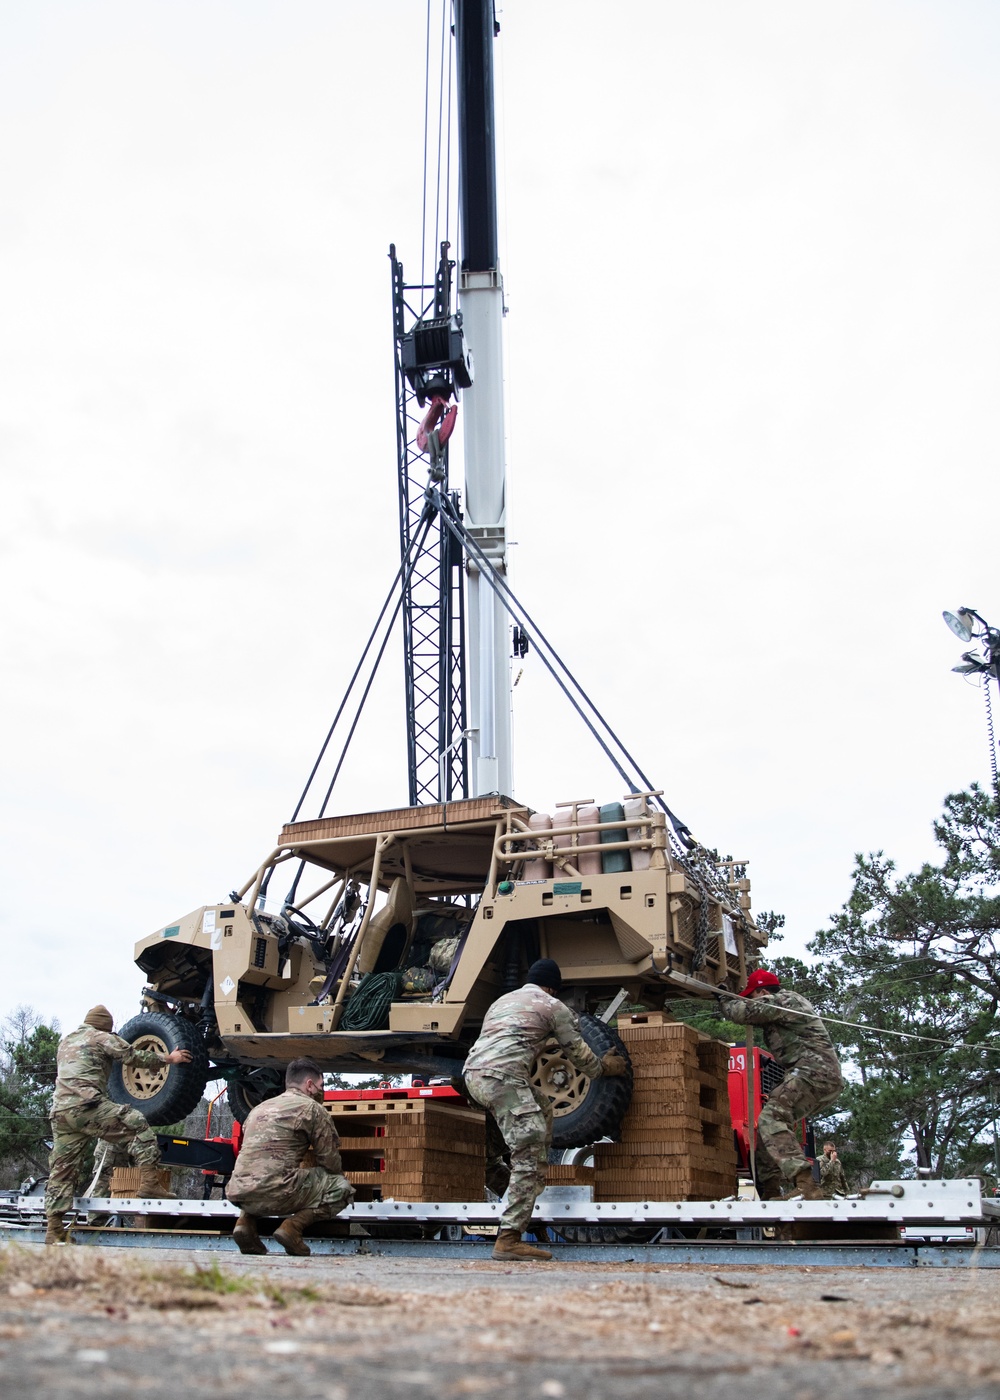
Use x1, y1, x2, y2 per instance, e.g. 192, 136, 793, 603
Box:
226, 1056, 355, 1256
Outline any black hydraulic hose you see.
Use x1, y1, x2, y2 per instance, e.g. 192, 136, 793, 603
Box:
432, 492, 696, 849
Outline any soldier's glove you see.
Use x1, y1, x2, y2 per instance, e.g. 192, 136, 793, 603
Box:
600, 1051, 628, 1077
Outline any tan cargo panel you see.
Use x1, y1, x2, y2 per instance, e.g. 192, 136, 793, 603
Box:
278, 796, 531, 890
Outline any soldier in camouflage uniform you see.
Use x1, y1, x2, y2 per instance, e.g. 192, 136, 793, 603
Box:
820, 1140, 848, 1196
44, 1006, 192, 1245
716, 969, 843, 1201
226, 1056, 355, 1256
464, 958, 628, 1261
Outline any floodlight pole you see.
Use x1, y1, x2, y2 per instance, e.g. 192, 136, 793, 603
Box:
944, 606, 1000, 795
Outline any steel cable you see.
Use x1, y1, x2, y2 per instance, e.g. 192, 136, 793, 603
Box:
277, 510, 437, 907
315, 507, 438, 820
420, 0, 432, 291
432, 491, 696, 849
288, 516, 437, 825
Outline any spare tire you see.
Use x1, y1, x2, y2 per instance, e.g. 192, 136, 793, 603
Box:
227, 1067, 285, 1124
108, 1011, 210, 1126
531, 1013, 633, 1149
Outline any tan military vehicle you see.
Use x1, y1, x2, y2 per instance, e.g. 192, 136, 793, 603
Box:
112, 793, 764, 1147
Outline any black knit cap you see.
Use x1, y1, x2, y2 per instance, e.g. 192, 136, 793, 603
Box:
525, 958, 562, 992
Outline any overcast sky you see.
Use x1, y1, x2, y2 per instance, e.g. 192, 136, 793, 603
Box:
2, 1, 998, 1034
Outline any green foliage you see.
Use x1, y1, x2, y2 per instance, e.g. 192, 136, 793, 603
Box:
663, 998, 748, 1046
821, 782, 1000, 1003
668, 785, 1000, 1187
0, 1008, 60, 1186
805, 783, 1000, 1184
325, 1073, 405, 1091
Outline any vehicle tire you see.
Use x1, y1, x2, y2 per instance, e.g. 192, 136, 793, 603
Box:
227, 1067, 285, 1124
108, 1012, 210, 1126
531, 1013, 633, 1149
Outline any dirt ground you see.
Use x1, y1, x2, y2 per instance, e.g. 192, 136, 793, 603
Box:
2, 1243, 1000, 1399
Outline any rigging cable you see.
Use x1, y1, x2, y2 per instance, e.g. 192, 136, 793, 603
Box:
316, 506, 438, 821
432, 0, 450, 264
432, 489, 696, 850
420, 0, 432, 292
703, 996, 1000, 1056
274, 509, 438, 907
287, 517, 438, 825
445, 1, 454, 248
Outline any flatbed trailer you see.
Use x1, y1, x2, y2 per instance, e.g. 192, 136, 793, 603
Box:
5, 1177, 998, 1267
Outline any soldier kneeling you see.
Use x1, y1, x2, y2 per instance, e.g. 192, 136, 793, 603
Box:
227, 1057, 354, 1256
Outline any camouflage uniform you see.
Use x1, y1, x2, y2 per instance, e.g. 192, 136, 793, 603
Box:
226, 1087, 355, 1219
463, 983, 603, 1233
45, 1025, 165, 1215
820, 1153, 848, 1197
718, 989, 843, 1185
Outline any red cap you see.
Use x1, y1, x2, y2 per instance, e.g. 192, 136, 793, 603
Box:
740, 969, 780, 998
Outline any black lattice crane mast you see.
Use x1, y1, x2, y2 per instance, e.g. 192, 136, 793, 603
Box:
390, 243, 472, 806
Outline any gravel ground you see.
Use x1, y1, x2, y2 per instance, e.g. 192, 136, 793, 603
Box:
1, 1243, 999, 1399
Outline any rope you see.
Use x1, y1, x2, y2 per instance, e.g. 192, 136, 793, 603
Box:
339, 971, 402, 1031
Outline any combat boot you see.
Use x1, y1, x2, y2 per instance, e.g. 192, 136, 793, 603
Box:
491, 1228, 552, 1261
274, 1209, 320, 1256
45, 1215, 69, 1246
792, 1167, 823, 1201
137, 1165, 177, 1199
233, 1212, 268, 1255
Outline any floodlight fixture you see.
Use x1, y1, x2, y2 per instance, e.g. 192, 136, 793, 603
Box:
944, 609, 975, 643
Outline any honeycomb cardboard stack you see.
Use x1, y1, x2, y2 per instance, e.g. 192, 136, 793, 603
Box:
593, 1012, 736, 1201
325, 1098, 486, 1201
544, 1163, 595, 1188
110, 1166, 172, 1196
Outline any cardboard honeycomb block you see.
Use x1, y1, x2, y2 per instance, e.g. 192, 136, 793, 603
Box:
617, 1019, 711, 1041
545, 1164, 595, 1184
110, 1167, 172, 1197
620, 1119, 720, 1138
596, 1141, 736, 1166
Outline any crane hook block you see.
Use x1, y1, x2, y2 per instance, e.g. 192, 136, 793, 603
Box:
417, 396, 458, 454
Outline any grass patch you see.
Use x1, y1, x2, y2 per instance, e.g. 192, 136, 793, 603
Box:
0, 1243, 386, 1312
187, 1259, 262, 1296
